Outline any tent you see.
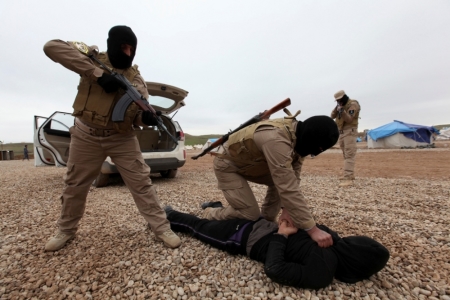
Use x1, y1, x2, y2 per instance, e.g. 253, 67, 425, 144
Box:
201, 138, 222, 152
436, 128, 450, 140
367, 120, 438, 149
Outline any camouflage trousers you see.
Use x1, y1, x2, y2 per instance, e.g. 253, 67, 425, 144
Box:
56, 125, 170, 236
205, 157, 282, 222
339, 128, 357, 180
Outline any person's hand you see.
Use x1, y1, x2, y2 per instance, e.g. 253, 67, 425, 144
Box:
306, 226, 333, 248
278, 208, 294, 227
97, 73, 128, 93
278, 220, 298, 236
261, 110, 270, 120
142, 110, 159, 126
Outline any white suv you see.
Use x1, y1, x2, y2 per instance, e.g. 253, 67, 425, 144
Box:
34, 82, 188, 187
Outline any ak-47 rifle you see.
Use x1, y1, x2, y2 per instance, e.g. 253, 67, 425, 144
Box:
191, 98, 291, 160
89, 55, 178, 145
336, 105, 343, 119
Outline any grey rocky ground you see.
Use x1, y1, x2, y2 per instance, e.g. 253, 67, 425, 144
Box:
0, 153, 449, 299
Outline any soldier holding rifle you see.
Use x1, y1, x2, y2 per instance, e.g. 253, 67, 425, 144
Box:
199, 103, 339, 248
43, 25, 181, 251
331, 90, 361, 187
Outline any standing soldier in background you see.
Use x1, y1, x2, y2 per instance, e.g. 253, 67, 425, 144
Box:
42, 25, 181, 251
22, 145, 29, 161
331, 90, 361, 187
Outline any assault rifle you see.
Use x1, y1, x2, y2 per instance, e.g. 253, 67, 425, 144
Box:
191, 98, 291, 160
89, 55, 178, 145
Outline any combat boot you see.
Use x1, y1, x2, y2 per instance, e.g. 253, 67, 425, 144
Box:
156, 229, 181, 248
45, 231, 75, 251
339, 180, 354, 187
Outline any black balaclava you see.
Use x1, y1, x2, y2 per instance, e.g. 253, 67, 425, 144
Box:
294, 116, 339, 157
337, 94, 349, 106
107, 25, 137, 69
332, 236, 390, 283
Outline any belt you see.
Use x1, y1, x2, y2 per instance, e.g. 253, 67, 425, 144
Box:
339, 128, 356, 134
75, 119, 118, 137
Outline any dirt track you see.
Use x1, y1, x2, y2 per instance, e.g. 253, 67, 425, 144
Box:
185, 141, 450, 181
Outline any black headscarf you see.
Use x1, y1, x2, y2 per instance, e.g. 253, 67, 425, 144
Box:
294, 116, 339, 157
332, 236, 390, 283
337, 94, 349, 106
107, 25, 137, 69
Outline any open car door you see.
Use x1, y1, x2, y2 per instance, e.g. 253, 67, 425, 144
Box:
34, 111, 73, 167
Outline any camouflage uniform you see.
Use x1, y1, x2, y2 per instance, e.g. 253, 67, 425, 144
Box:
205, 118, 316, 231
42, 27, 180, 251
330, 90, 361, 187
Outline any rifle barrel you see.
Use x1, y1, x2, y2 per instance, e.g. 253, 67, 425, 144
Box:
191, 98, 291, 160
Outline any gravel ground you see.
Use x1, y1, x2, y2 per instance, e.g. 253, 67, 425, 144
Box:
1, 155, 449, 300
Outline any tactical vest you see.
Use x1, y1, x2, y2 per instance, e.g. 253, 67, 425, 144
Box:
220, 118, 297, 177
335, 99, 360, 130
72, 51, 140, 132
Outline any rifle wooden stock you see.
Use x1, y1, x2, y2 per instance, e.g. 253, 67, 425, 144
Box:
191, 98, 291, 160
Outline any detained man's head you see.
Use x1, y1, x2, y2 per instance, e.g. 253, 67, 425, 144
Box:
294, 116, 339, 157
333, 236, 390, 283
107, 25, 137, 69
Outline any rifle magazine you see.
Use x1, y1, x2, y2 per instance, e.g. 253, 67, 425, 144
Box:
112, 94, 134, 122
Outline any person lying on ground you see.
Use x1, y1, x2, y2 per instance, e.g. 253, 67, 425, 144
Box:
164, 204, 390, 290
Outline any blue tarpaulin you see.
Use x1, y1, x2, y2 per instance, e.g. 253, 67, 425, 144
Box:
398, 121, 439, 143
368, 120, 438, 143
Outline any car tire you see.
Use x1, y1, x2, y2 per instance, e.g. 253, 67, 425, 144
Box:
160, 169, 177, 178
92, 173, 109, 187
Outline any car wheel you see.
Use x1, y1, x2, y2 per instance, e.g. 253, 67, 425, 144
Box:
160, 169, 177, 178
92, 173, 109, 187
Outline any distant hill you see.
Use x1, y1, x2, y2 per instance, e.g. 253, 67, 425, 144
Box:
0, 142, 34, 160
184, 134, 224, 146
0, 136, 224, 151
0, 142, 33, 153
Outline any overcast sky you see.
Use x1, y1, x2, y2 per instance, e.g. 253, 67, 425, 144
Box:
0, 0, 449, 143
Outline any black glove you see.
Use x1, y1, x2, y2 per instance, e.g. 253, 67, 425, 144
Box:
97, 73, 128, 93
142, 110, 161, 126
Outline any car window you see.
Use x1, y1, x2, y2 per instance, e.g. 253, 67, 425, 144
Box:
46, 112, 74, 132
149, 96, 175, 111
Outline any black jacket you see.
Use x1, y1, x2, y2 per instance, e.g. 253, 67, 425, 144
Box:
252, 225, 389, 289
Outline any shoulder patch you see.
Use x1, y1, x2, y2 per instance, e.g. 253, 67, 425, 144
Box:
71, 41, 90, 56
